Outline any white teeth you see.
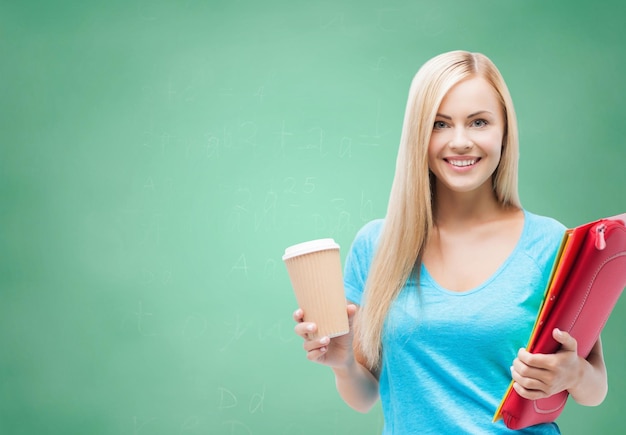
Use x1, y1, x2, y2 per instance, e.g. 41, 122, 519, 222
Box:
448, 159, 476, 167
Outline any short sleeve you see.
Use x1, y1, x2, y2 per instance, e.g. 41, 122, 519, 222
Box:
523, 211, 567, 282
343, 220, 383, 305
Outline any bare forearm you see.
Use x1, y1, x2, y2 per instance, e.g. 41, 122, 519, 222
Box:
332, 359, 380, 412
569, 349, 608, 406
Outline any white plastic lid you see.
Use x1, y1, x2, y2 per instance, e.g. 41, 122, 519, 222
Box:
282, 238, 340, 261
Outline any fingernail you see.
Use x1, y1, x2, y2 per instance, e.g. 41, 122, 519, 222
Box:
320, 336, 330, 344
306, 324, 315, 332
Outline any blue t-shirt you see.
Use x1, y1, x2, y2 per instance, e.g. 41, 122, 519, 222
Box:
344, 210, 566, 434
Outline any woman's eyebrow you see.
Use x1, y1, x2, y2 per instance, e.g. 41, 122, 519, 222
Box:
467, 110, 493, 118
435, 110, 494, 120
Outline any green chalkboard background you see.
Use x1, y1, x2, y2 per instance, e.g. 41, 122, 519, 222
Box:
2, 1, 625, 433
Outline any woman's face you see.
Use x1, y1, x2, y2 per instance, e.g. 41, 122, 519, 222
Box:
427, 76, 505, 197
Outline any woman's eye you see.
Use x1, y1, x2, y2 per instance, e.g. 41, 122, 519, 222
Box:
433, 121, 448, 129
472, 119, 488, 127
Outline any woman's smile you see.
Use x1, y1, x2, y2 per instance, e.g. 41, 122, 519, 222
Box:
444, 157, 481, 169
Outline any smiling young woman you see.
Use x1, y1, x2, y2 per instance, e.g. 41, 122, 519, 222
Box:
292, 50, 608, 434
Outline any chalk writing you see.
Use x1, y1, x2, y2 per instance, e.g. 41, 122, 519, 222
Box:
331, 198, 353, 233
132, 416, 158, 434
230, 254, 249, 277
141, 267, 173, 286
143, 177, 156, 191
283, 177, 297, 195
359, 101, 385, 147
234, 187, 252, 213
230, 187, 251, 232
253, 85, 265, 103
135, 300, 158, 337
321, 12, 346, 30
249, 385, 265, 414
220, 316, 249, 351
302, 177, 316, 194
263, 258, 277, 280
218, 387, 238, 411
254, 190, 277, 232
167, 77, 197, 103
204, 133, 221, 159
218, 386, 266, 414
282, 177, 316, 207
276, 120, 293, 157
339, 136, 353, 158
179, 415, 201, 433
371, 56, 387, 75
360, 191, 374, 222
239, 121, 257, 148
301, 127, 327, 157
142, 176, 174, 197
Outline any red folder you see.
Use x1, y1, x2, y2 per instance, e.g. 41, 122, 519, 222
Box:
494, 213, 626, 430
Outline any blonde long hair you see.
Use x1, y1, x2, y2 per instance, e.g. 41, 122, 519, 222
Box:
356, 51, 522, 369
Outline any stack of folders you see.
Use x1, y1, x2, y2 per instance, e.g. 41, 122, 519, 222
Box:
494, 212, 626, 430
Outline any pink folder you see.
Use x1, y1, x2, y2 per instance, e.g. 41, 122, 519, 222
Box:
494, 213, 626, 429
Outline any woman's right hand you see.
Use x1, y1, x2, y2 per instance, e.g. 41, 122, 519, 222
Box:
293, 304, 358, 369
294, 304, 380, 412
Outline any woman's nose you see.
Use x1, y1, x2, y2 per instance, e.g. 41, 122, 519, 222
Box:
448, 128, 473, 151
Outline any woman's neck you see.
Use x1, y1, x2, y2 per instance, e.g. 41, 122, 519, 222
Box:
432, 182, 512, 229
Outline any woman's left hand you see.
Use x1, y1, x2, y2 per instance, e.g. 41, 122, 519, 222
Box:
510, 328, 582, 400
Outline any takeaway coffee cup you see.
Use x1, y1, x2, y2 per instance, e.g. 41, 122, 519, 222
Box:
283, 238, 349, 339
